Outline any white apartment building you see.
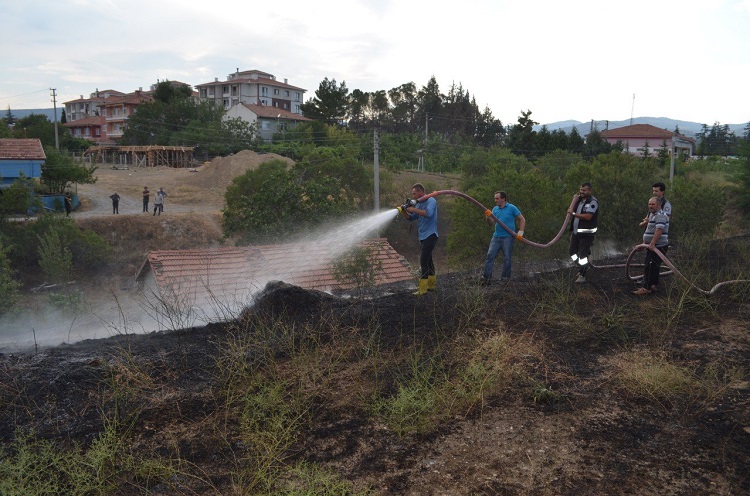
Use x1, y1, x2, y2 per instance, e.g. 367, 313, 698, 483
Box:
195, 69, 306, 114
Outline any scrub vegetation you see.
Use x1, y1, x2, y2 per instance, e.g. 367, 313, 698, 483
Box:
1, 109, 749, 493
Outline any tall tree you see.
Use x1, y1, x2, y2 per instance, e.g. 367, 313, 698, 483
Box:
42, 148, 97, 194
300, 78, 349, 125
4, 106, 16, 126
153, 80, 193, 104
506, 110, 538, 159
475, 106, 504, 148
348, 89, 370, 131
11, 114, 55, 146
388, 82, 418, 132
583, 129, 613, 159
416, 76, 443, 134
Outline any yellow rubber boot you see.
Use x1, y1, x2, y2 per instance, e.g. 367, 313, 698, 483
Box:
427, 275, 436, 291
413, 278, 429, 295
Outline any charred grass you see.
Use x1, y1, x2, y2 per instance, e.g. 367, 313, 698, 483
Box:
1, 240, 749, 494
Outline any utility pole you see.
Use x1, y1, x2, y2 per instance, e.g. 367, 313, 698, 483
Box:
373, 128, 380, 211
50, 88, 59, 149
423, 112, 428, 172
630, 93, 635, 126
669, 136, 675, 188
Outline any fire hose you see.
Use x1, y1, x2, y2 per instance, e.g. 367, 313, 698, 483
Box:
399, 189, 749, 294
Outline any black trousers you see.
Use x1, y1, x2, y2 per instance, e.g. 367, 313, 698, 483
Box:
419, 234, 438, 279
644, 246, 668, 289
569, 234, 595, 275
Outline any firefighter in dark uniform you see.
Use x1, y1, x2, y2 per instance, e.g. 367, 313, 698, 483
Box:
567, 182, 599, 283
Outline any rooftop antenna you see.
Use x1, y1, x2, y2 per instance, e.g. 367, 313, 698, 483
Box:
630, 93, 635, 126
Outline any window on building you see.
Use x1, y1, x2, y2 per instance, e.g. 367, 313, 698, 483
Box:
274, 89, 279, 95
261, 87, 268, 95
232, 85, 238, 96
295, 92, 300, 101
223, 85, 229, 94
262, 121, 270, 130
223, 99, 229, 108
200, 89, 207, 98
285, 90, 290, 97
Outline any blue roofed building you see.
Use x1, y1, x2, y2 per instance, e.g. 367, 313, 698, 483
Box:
0, 139, 46, 188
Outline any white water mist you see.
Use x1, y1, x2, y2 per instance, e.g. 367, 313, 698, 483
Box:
0, 209, 403, 352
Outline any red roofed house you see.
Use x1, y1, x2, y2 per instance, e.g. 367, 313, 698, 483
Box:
195, 69, 306, 114
135, 238, 414, 327
225, 103, 312, 142
0, 139, 46, 188
598, 124, 695, 159
63, 89, 125, 144
63, 82, 196, 144
100, 90, 153, 141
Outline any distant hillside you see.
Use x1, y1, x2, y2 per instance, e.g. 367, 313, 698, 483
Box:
5, 108, 58, 121
537, 117, 747, 138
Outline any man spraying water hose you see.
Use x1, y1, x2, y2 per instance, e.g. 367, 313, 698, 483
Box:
567, 182, 599, 283
399, 183, 438, 295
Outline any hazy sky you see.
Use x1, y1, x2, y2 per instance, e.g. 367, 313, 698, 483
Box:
1, 0, 749, 126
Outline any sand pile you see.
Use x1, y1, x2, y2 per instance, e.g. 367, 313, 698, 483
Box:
183, 150, 294, 189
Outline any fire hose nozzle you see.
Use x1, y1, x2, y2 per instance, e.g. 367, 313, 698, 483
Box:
399, 198, 417, 212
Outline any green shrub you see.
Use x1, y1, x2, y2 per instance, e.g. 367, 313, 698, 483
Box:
0, 241, 21, 315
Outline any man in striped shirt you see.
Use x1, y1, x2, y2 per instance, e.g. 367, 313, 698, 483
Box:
633, 197, 670, 295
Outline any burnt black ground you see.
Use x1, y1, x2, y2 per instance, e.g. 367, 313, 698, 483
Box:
1, 262, 749, 495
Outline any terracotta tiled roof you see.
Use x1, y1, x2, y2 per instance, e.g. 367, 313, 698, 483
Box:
101, 91, 153, 106
137, 238, 414, 304
0, 139, 46, 160
63, 116, 103, 127
240, 104, 312, 121
196, 76, 306, 92
242, 76, 306, 92
599, 124, 693, 141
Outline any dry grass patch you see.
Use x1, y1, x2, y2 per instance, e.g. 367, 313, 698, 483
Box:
613, 348, 744, 412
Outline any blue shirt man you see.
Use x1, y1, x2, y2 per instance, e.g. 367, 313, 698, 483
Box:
400, 183, 438, 295
482, 191, 526, 283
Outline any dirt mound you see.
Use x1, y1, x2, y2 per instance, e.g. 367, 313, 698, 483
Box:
182, 150, 294, 189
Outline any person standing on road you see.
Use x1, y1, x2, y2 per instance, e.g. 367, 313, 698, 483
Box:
481, 191, 526, 284
142, 186, 150, 213
567, 182, 599, 283
153, 187, 166, 216
633, 196, 670, 295
400, 183, 438, 295
110, 192, 120, 214
64, 192, 72, 217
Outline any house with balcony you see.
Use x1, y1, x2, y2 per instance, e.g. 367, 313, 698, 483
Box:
225, 103, 312, 142
196, 69, 306, 114
63, 116, 105, 142
598, 124, 694, 159
63, 89, 125, 122
99, 90, 153, 141
63, 90, 126, 144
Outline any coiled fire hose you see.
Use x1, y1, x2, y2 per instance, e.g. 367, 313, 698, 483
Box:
416, 190, 750, 294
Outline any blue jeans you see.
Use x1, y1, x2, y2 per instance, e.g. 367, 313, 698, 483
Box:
483, 236, 514, 280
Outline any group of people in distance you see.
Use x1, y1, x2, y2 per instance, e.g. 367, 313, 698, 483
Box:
400, 181, 671, 296
105, 187, 167, 215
